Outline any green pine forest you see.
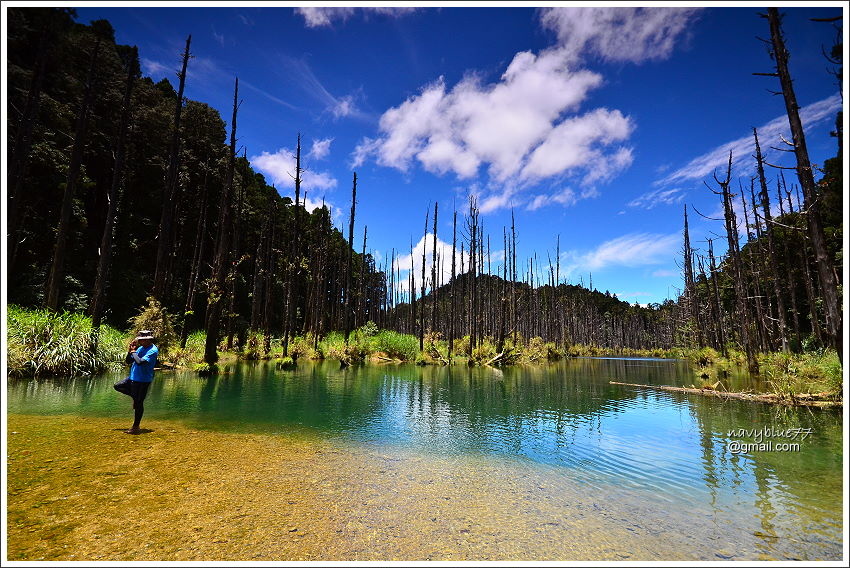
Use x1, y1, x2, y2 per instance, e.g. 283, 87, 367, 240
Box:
6, 8, 844, 395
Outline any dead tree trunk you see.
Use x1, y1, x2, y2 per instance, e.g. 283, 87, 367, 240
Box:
8, 14, 52, 269
344, 172, 357, 342
430, 202, 438, 336
180, 159, 211, 348
754, 128, 790, 351
715, 152, 759, 374
764, 8, 842, 360
89, 46, 138, 344
204, 77, 238, 365
153, 34, 191, 301
449, 210, 457, 359
45, 35, 102, 310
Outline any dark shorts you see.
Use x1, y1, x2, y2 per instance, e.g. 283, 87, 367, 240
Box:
115, 378, 150, 402
129, 380, 151, 402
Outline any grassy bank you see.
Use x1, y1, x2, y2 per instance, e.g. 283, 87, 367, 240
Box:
5, 306, 686, 377
683, 346, 842, 401
7, 305, 127, 377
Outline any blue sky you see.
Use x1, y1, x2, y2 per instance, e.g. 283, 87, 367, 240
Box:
72, 3, 845, 305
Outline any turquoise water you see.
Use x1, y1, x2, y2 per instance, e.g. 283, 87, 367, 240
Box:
7, 357, 844, 559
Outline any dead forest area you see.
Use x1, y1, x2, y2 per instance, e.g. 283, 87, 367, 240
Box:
5, 8, 844, 385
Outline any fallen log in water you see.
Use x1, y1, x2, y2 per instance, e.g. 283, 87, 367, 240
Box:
609, 381, 842, 408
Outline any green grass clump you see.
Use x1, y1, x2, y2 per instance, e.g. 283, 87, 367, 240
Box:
127, 296, 177, 355
687, 346, 720, 367
170, 330, 206, 367
7, 305, 127, 377
453, 335, 472, 356
759, 349, 843, 400
566, 343, 602, 357
521, 337, 550, 363
318, 331, 347, 360
290, 334, 320, 360
469, 338, 498, 366
240, 330, 264, 360
371, 330, 419, 361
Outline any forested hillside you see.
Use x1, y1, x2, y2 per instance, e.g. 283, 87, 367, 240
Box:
6, 9, 384, 355
6, 8, 842, 369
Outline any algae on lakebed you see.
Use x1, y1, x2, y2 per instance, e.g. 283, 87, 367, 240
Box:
5, 414, 834, 561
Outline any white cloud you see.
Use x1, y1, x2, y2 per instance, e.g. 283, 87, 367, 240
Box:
538, 7, 701, 64
522, 109, 633, 182
527, 188, 578, 211
394, 233, 471, 292
656, 94, 841, 187
353, 49, 630, 186
478, 186, 520, 214
295, 7, 418, 28
212, 27, 225, 47
331, 95, 357, 119
564, 232, 681, 274
141, 58, 169, 79
250, 147, 338, 193
309, 138, 333, 160
351, 7, 700, 213
279, 55, 366, 121
628, 187, 688, 209
651, 269, 679, 278
302, 194, 332, 214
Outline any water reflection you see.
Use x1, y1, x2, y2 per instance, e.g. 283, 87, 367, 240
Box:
7, 357, 842, 559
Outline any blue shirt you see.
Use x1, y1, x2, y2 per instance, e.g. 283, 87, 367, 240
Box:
129, 344, 159, 383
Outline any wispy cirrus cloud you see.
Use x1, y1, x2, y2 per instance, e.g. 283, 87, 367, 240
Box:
656, 94, 841, 187
628, 187, 688, 209
651, 269, 679, 278
353, 7, 700, 213
295, 7, 419, 28
277, 55, 368, 121
140, 57, 169, 79
563, 232, 681, 275
211, 26, 225, 47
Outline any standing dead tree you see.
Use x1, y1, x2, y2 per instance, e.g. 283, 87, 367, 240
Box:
344, 172, 357, 343
153, 34, 192, 301
204, 77, 239, 365
89, 46, 139, 348
45, 32, 103, 310
761, 8, 842, 360
710, 152, 759, 374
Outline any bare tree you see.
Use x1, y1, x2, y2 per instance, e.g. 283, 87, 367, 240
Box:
763, 8, 842, 359
153, 35, 192, 300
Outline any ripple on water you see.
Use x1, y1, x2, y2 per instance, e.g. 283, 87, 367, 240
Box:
5, 358, 843, 560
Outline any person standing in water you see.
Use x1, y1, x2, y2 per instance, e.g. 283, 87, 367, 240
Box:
119, 330, 159, 434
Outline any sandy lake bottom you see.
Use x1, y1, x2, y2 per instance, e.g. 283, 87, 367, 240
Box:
7, 412, 839, 561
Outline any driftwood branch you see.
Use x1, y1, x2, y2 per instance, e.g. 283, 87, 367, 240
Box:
609, 381, 841, 408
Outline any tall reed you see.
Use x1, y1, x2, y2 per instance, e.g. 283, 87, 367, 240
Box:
7, 305, 127, 377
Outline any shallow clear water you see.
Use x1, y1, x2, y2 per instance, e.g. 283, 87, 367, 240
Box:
7, 358, 843, 560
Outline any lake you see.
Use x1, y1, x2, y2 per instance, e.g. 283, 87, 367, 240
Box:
6, 357, 843, 560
